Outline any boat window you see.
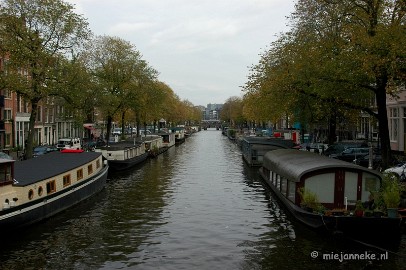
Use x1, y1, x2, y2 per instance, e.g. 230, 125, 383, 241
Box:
362, 173, 380, 202
0, 163, 11, 185
28, 189, 34, 200
63, 175, 71, 187
276, 175, 281, 191
47, 180, 56, 194
88, 164, 93, 175
38, 186, 43, 196
287, 182, 295, 202
281, 178, 288, 195
252, 150, 257, 161
77, 169, 83, 181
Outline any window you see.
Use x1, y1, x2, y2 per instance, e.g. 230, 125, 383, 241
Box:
389, 107, 399, 141
77, 169, 83, 181
47, 180, 56, 194
4, 89, 11, 99
63, 174, 71, 187
88, 164, 93, 175
287, 182, 296, 202
5, 133, 11, 147
281, 178, 288, 195
38, 186, 43, 196
4, 109, 11, 120
28, 189, 34, 200
96, 159, 100, 169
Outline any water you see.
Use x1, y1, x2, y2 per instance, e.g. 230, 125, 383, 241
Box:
0, 129, 405, 270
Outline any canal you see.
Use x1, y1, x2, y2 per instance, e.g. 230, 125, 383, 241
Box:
0, 129, 405, 270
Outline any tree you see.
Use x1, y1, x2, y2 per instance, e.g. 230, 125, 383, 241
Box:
289, 0, 406, 167
84, 35, 156, 143
243, 0, 406, 168
0, 0, 91, 159
220, 96, 245, 127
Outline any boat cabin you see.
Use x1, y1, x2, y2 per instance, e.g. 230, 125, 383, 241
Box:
157, 132, 175, 148
262, 149, 382, 209
241, 137, 296, 167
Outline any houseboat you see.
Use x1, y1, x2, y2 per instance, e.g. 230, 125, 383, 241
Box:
170, 127, 186, 145
143, 135, 166, 157
0, 151, 108, 230
241, 137, 296, 166
157, 132, 176, 149
95, 140, 148, 171
259, 149, 402, 246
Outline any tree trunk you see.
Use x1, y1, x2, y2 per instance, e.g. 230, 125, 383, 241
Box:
121, 111, 125, 139
106, 115, 112, 145
327, 112, 337, 145
375, 85, 392, 169
25, 100, 39, 159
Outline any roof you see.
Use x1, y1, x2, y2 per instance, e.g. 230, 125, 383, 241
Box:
14, 151, 102, 186
99, 141, 143, 151
243, 137, 295, 148
263, 149, 381, 182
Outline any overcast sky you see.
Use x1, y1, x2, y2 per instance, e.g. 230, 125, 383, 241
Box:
66, 0, 296, 107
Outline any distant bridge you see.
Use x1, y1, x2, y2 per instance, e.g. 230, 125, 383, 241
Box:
201, 119, 221, 128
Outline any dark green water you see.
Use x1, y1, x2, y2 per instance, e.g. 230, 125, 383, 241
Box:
0, 129, 405, 270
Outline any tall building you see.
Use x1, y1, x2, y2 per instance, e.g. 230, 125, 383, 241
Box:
204, 103, 223, 120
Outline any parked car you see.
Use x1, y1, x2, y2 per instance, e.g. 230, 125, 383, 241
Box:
82, 138, 106, 150
384, 162, 406, 181
139, 129, 152, 136
112, 128, 122, 136
334, 147, 370, 163
299, 143, 328, 154
354, 153, 382, 170
56, 138, 81, 150
33, 145, 58, 157
0, 151, 13, 160
323, 141, 368, 158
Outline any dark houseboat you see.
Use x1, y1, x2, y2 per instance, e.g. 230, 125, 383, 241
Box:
241, 137, 296, 166
259, 149, 402, 246
0, 151, 109, 230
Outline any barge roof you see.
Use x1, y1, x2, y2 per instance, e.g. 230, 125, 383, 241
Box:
14, 151, 101, 186
263, 149, 381, 182
98, 141, 143, 151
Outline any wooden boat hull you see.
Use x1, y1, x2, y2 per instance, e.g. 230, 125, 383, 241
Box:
108, 152, 148, 171
0, 164, 108, 230
259, 168, 402, 246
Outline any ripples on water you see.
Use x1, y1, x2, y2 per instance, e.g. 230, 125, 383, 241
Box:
0, 129, 405, 270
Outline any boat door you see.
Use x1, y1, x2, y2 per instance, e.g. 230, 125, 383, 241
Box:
335, 170, 362, 209
334, 170, 345, 208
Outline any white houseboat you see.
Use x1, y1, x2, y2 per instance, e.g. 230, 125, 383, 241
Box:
259, 149, 402, 247
96, 141, 148, 171
0, 151, 108, 230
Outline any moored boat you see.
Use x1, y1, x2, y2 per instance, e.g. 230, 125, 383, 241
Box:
259, 149, 402, 247
0, 151, 108, 230
157, 132, 176, 149
96, 140, 148, 171
241, 137, 296, 166
171, 127, 186, 145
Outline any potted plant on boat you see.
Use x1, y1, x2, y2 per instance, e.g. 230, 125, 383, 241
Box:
354, 200, 364, 217
382, 174, 402, 218
298, 187, 321, 213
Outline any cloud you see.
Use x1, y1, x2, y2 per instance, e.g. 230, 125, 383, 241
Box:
108, 22, 156, 35
64, 0, 296, 106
